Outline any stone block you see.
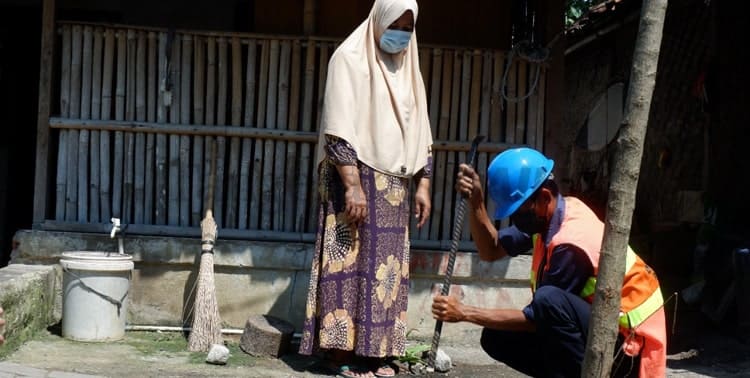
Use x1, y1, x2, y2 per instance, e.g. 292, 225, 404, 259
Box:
239, 314, 294, 358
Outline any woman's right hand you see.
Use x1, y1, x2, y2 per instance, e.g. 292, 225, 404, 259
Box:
344, 184, 368, 225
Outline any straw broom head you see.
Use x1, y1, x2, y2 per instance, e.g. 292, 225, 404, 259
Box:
187, 139, 222, 352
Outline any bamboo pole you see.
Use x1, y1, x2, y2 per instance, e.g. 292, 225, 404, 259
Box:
284, 40, 301, 232
89, 27, 103, 223
52, 119, 516, 153
413, 47, 432, 240
192, 36, 205, 227
55, 25, 71, 221
295, 39, 315, 232
477, 51, 492, 217
515, 61, 528, 145
239, 39, 257, 229
144, 31, 157, 224
459, 50, 472, 142
309, 43, 329, 231
273, 41, 291, 231
214, 37, 228, 227
456, 50, 473, 238
527, 63, 539, 151
81, 28, 92, 115
126, 30, 136, 120
134, 31, 147, 224
147, 32, 157, 123
180, 34, 192, 227
253, 40, 270, 230
32, 0, 56, 225
224, 37, 243, 228
462, 51, 483, 240
113, 30, 127, 220
168, 34, 181, 225
442, 51, 461, 241
415, 49, 443, 240
315, 43, 328, 132
67, 25, 82, 222
429, 50, 453, 240
468, 50, 482, 140
155, 32, 168, 225
504, 54, 517, 144
122, 30, 137, 224
78, 25, 93, 223
428, 49, 443, 140
489, 52, 504, 144
100, 29, 115, 221
262, 40, 280, 231
536, 70, 546, 151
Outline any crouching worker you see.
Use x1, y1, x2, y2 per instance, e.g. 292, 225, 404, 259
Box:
431, 147, 666, 377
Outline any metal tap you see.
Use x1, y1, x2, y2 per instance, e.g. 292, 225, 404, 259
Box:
110, 217, 125, 254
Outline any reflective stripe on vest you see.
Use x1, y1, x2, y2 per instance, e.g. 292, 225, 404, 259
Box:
620, 286, 665, 329
577, 247, 639, 302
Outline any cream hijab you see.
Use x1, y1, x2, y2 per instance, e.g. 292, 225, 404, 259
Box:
315, 0, 433, 178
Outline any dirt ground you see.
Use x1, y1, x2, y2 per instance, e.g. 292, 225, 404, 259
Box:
2, 322, 750, 378
0, 329, 528, 378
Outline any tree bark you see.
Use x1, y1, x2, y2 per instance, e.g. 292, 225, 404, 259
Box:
581, 0, 668, 377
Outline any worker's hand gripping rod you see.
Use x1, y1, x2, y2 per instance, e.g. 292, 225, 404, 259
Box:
427, 135, 485, 372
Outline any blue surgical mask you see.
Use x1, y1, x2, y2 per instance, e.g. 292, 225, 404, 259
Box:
379, 29, 412, 54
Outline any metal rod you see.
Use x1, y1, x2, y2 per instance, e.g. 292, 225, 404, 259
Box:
427, 135, 486, 371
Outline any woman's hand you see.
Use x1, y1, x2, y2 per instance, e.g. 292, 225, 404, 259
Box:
344, 184, 368, 225
414, 177, 431, 228
456, 164, 484, 208
337, 165, 367, 225
432, 295, 465, 323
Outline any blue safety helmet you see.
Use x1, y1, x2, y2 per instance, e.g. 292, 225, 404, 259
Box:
487, 147, 554, 220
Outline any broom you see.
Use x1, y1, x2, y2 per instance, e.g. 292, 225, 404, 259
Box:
187, 137, 223, 352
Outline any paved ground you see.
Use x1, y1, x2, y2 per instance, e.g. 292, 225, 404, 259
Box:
1, 327, 750, 378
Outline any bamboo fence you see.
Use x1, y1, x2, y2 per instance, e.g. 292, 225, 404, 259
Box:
50, 22, 546, 243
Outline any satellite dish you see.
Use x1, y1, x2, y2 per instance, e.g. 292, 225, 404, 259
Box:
575, 83, 625, 151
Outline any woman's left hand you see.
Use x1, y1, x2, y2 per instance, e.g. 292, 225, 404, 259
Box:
414, 177, 431, 229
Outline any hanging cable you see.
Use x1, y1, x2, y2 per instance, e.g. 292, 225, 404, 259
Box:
501, 40, 547, 103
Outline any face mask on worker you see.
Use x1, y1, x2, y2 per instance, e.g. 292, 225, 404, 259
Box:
379, 29, 412, 54
510, 206, 547, 235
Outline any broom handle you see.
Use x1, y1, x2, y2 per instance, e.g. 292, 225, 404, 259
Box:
204, 137, 217, 215
427, 135, 485, 371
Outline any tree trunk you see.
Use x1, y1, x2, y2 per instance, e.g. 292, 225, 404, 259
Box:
581, 0, 668, 376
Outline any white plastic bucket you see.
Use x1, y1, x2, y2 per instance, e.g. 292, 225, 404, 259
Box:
60, 251, 134, 342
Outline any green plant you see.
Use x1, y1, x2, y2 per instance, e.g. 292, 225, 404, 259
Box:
397, 344, 431, 365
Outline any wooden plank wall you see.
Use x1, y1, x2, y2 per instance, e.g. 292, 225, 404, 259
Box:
51, 22, 546, 243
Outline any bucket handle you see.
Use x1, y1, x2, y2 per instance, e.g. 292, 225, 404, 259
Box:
62, 266, 130, 316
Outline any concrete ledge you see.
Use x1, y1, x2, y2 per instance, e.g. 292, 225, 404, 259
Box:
0, 264, 58, 358
12, 229, 531, 344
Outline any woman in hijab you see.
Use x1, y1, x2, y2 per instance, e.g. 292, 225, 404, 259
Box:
299, 0, 433, 377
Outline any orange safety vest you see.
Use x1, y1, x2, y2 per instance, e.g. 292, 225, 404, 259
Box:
529, 197, 667, 377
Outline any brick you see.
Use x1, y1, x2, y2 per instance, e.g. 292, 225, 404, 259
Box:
239, 314, 294, 358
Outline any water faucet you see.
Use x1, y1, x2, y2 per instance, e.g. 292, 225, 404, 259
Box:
110, 217, 121, 238
110, 217, 125, 254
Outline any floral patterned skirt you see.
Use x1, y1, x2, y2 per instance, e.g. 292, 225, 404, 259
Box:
298, 160, 411, 358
